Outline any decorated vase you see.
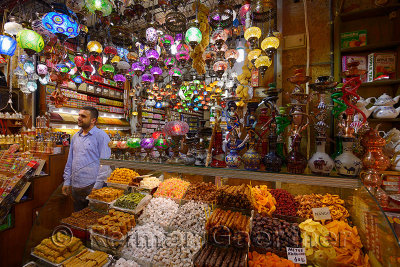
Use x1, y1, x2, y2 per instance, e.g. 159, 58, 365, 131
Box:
308, 138, 334, 176
334, 138, 362, 177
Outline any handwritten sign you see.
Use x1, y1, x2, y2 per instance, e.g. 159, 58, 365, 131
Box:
287, 247, 307, 264
312, 207, 332, 220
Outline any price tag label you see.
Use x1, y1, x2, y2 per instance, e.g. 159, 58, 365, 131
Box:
312, 207, 332, 220
287, 247, 307, 264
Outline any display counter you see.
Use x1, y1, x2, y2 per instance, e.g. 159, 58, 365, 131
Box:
0, 150, 69, 267
22, 159, 400, 267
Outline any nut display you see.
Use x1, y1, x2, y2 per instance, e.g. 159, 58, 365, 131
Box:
61, 208, 103, 230
107, 168, 140, 185
205, 208, 250, 247
114, 192, 146, 210
249, 251, 300, 267
270, 189, 299, 217
33, 233, 84, 264
63, 249, 109, 267
88, 187, 124, 202
122, 223, 166, 262
184, 182, 218, 203
152, 230, 202, 267
216, 184, 252, 210
193, 244, 247, 267
139, 197, 179, 228
170, 201, 208, 234
91, 209, 135, 239
251, 213, 301, 253
153, 178, 190, 199
251, 185, 276, 215
113, 258, 139, 267
139, 176, 161, 189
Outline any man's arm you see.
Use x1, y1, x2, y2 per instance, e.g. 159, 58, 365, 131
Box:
94, 132, 112, 189
62, 136, 74, 195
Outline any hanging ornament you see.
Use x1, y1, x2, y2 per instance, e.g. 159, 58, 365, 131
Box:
87, 40, 103, 55
254, 56, 272, 77
16, 29, 44, 56
42, 12, 80, 43
0, 35, 17, 56
211, 29, 228, 49
244, 27, 262, 49
150, 66, 163, 81
185, 22, 202, 49
145, 49, 160, 65
225, 49, 239, 68
160, 34, 174, 51
132, 61, 145, 76
85, 0, 113, 16
4, 17, 23, 36
213, 61, 228, 78
247, 49, 262, 65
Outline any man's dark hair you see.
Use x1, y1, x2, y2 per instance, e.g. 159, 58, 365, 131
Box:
82, 106, 99, 120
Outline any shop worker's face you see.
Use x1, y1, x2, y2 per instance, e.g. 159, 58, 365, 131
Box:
78, 110, 95, 129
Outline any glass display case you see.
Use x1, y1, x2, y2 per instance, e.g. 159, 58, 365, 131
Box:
23, 159, 400, 267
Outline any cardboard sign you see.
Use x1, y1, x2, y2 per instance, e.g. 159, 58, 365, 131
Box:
287, 247, 307, 264
312, 207, 332, 221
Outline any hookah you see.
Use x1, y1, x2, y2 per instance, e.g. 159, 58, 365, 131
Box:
330, 83, 347, 159
307, 76, 338, 175
334, 60, 366, 177
206, 95, 226, 167
286, 69, 312, 174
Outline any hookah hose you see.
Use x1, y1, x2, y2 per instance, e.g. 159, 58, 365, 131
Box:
341, 77, 367, 123
331, 91, 346, 118
276, 115, 291, 136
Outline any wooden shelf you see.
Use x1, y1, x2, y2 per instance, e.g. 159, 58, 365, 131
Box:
340, 4, 400, 22
341, 41, 400, 54
57, 85, 124, 102
101, 159, 361, 189
360, 79, 400, 87
368, 118, 400, 122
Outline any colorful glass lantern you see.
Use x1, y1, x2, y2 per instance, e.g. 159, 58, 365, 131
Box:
160, 34, 174, 50
177, 43, 189, 53
16, 29, 44, 56
36, 62, 48, 76
4, 17, 22, 36
87, 41, 102, 54
244, 26, 262, 49
127, 51, 138, 62
101, 64, 115, 78
225, 49, 239, 68
0, 35, 17, 56
114, 74, 126, 86
85, 0, 113, 16
145, 49, 160, 65
164, 57, 176, 69
117, 61, 130, 72
213, 43, 228, 58
88, 54, 102, 69
176, 50, 190, 66
248, 49, 262, 65
211, 29, 228, 49
203, 51, 216, 69
111, 56, 121, 66
239, 4, 251, 25
104, 46, 118, 59
146, 27, 158, 45
117, 47, 129, 61
140, 56, 150, 66
150, 66, 163, 81
261, 33, 280, 58
74, 53, 86, 69
164, 120, 189, 137
72, 75, 84, 85
213, 61, 228, 78
42, 12, 80, 43
132, 62, 145, 76
185, 26, 202, 49
81, 63, 94, 78
142, 73, 155, 85
255, 56, 272, 77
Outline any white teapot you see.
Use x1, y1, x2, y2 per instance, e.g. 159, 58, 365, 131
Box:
356, 97, 377, 118
372, 93, 400, 119
382, 128, 400, 157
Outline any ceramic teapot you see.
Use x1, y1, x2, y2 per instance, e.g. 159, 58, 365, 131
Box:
372, 93, 400, 119
356, 97, 377, 118
382, 128, 400, 157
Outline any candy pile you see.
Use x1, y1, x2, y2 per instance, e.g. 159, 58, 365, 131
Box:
325, 220, 369, 266
170, 201, 208, 234
295, 193, 349, 222
184, 182, 218, 203
205, 208, 250, 247
248, 251, 300, 267
153, 178, 190, 199
152, 230, 202, 267
217, 184, 252, 209
63, 249, 108, 267
61, 207, 103, 230
193, 244, 247, 267
88, 187, 124, 202
122, 223, 165, 262
251, 185, 276, 215
139, 176, 161, 190
33, 233, 84, 264
139, 197, 179, 228
113, 258, 139, 267
114, 193, 146, 210
251, 213, 301, 252
270, 189, 299, 217
107, 168, 140, 185
299, 219, 336, 266
91, 210, 135, 239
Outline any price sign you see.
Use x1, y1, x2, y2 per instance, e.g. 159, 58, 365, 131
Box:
312, 207, 332, 220
287, 247, 307, 264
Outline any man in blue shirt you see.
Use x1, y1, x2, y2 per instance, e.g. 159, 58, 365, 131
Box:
62, 106, 111, 211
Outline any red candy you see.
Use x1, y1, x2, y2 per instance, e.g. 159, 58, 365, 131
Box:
270, 189, 299, 217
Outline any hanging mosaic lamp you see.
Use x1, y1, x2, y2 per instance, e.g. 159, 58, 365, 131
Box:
244, 26, 262, 49
4, 17, 23, 36
127, 50, 138, 63
142, 73, 155, 85
203, 51, 216, 69
0, 35, 17, 56
87, 40, 103, 55
117, 61, 131, 73
169, 67, 182, 83
104, 45, 118, 60
225, 49, 239, 68
213, 43, 228, 59
85, 0, 113, 16
117, 47, 129, 61
81, 62, 94, 78
146, 27, 158, 45
42, 12, 80, 43
101, 64, 115, 79
145, 49, 160, 65
113, 74, 126, 86
176, 50, 190, 66
16, 29, 44, 56
150, 66, 163, 81
185, 24, 202, 50
213, 61, 228, 78
255, 56, 272, 77
239, 3, 251, 25
140, 56, 150, 66
160, 34, 174, 51
36, 62, 48, 77
261, 32, 280, 58
164, 57, 176, 69
247, 49, 262, 65
132, 61, 145, 76
211, 29, 228, 49
74, 53, 86, 69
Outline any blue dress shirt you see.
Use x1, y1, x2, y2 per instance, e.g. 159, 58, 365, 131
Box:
63, 126, 111, 189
